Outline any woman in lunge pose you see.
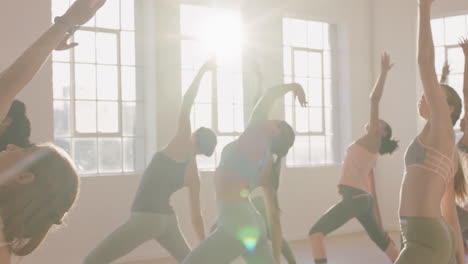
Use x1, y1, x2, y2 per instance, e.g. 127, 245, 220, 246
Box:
308, 53, 400, 264
84, 60, 217, 264
182, 82, 306, 264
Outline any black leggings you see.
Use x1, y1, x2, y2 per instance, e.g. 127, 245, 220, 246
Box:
309, 185, 390, 251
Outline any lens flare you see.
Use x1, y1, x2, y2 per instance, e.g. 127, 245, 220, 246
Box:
237, 226, 259, 253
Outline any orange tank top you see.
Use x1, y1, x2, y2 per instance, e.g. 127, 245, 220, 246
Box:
338, 143, 377, 192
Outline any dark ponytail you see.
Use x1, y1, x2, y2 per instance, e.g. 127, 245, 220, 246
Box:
0, 100, 31, 150
454, 161, 467, 205
379, 123, 399, 155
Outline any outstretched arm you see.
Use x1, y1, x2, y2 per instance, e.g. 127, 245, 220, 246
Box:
418, 0, 453, 132
186, 160, 205, 241
440, 61, 450, 84
176, 60, 216, 140
248, 83, 306, 127
0, 0, 105, 122
368, 53, 393, 133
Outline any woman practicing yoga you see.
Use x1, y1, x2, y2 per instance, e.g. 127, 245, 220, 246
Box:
84, 60, 217, 264
395, 0, 465, 263
181, 82, 306, 264
308, 53, 400, 264
209, 62, 298, 264
0, 0, 105, 262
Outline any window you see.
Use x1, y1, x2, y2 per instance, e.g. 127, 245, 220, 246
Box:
432, 15, 468, 128
51, 0, 143, 175
180, 4, 244, 170
282, 18, 339, 167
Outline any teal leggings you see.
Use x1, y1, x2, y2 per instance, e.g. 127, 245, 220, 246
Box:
182, 201, 275, 264
210, 197, 296, 264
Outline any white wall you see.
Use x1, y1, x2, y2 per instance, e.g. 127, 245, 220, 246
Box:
1, 0, 449, 263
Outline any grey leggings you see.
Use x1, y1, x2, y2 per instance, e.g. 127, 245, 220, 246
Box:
309, 185, 390, 251
84, 212, 190, 264
182, 201, 275, 264
209, 197, 296, 264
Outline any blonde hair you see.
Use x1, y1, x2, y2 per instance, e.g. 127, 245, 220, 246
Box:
0, 144, 79, 256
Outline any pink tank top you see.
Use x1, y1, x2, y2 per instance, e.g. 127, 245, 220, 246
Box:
338, 143, 377, 192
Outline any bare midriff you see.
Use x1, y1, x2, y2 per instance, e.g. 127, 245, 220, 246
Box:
215, 168, 252, 202
399, 166, 446, 218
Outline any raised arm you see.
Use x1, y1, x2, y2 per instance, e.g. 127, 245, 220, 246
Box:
248, 83, 306, 127
418, 0, 453, 132
459, 38, 468, 138
440, 61, 450, 84
368, 53, 393, 133
0, 0, 105, 122
186, 159, 205, 241
175, 60, 216, 140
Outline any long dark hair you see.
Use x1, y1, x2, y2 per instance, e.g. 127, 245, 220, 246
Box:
379, 123, 399, 155
0, 100, 31, 150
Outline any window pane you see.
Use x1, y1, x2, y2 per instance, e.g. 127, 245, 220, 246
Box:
309, 108, 324, 133
54, 101, 70, 136
308, 52, 322, 78
323, 23, 330, 50
121, 0, 135, 30
180, 4, 210, 37
217, 71, 235, 104
283, 18, 293, 46
294, 50, 308, 77
234, 104, 244, 133
323, 51, 332, 78
97, 32, 118, 64
121, 31, 136, 65
449, 74, 464, 94
325, 107, 334, 135
73, 138, 97, 174
310, 136, 326, 164
285, 105, 293, 124
122, 66, 136, 101
195, 72, 212, 104
52, 49, 70, 62
55, 138, 71, 156
324, 79, 333, 107
431, 18, 445, 46
308, 21, 323, 49
308, 78, 323, 107
283, 46, 292, 75
96, 0, 120, 29
192, 103, 212, 129
97, 65, 118, 100
289, 19, 308, 48
292, 136, 310, 166
295, 107, 308, 132
75, 64, 96, 99
447, 47, 464, 74
75, 101, 97, 133
98, 138, 122, 173
123, 137, 135, 172
218, 103, 234, 132
74, 31, 96, 63
98, 102, 119, 133
445, 16, 466, 45
123, 102, 136, 136
325, 135, 335, 164
53, 62, 70, 99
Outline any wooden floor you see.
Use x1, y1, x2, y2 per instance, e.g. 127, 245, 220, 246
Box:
122, 232, 402, 264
